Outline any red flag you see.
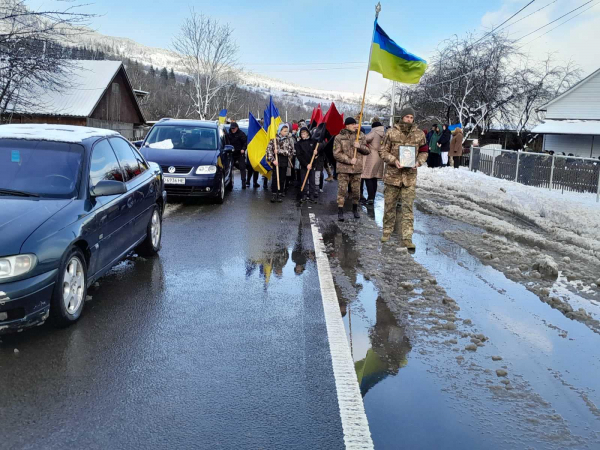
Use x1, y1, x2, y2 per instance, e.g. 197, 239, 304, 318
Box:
323, 103, 344, 136
310, 104, 324, 129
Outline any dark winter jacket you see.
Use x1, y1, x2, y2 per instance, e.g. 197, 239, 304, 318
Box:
438, 128, 451, 152
227, 128, 247, 156
295, 130, 318, 169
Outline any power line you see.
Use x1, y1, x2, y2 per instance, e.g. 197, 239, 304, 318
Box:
513, 0, 595, 43
517, 0, 600, 48
243, 61, 365, 67
496, 0, 558, 33
472, 0, 536, 45
252, 66, 365, 74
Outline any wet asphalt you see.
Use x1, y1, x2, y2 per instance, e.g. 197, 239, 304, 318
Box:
0, 176, 345, 450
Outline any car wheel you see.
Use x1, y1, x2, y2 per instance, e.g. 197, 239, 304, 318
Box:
215, 176, 225, 204
136, 206, 162, 257
50, 247, 87, 327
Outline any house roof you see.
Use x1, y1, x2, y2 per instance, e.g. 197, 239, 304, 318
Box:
531, 119, 600, 135
0, 124, 119, 143
538, 67, 600, 112
13, 60, 145, 123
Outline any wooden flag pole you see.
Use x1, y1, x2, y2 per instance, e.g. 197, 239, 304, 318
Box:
354, 2, 382, 162
274, 138, 280, 191
300, 143, 321, 192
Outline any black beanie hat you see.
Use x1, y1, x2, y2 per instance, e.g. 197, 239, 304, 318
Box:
344, 117, 357, 126
399, 107, 416, 120
371, 121, 383, 128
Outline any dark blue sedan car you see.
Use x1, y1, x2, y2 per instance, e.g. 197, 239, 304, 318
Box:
139, 119, 234, 203
0, 124, 166, 333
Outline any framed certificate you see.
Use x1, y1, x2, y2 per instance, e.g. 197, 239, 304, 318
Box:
398, 145, 416, 167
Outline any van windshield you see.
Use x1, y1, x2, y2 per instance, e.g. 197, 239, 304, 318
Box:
145, 126, 218, 150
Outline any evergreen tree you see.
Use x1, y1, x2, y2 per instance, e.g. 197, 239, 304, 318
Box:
149, 65, 156, 78
169, 68, 176, 82
160, 67, 168, 82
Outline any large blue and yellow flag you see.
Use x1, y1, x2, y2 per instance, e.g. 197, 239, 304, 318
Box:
369, 20, 427, 84
247, 113, 272, 179
218, 109, 227, 124
263, 96, 282, 140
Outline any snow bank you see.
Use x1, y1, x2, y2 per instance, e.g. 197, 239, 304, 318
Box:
417, 167, 600, 256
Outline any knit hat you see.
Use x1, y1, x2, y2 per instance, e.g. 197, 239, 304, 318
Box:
277, 123, 289, 134
230, 122, 238, 129
344, 117, 357, 126
371, 121, 382, 128
292, 123, 299, 131
399, 106, 415, 120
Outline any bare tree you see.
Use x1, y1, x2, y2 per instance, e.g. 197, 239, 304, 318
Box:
172, 10, 238, 120
0, 0, 94, 117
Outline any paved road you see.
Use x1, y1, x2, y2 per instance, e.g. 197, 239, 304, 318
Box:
0, 181, 346, 449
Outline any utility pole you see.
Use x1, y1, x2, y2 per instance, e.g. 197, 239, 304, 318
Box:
390, 81, 396, 127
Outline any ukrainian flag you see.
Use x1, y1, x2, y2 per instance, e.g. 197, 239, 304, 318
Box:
369, 20, 427, 84
218, 109, 227, 124
263, 96, 282, 140
247, 113, 272, 179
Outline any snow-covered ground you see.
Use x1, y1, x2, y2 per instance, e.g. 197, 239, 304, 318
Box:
418, 167, 600, 257
416, 167, 600, 333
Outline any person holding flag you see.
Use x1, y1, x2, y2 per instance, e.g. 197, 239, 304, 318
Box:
333, 117, 370, 221
295, 126, 319, 204
227, 122, 248, 189
266, 123, 295, 203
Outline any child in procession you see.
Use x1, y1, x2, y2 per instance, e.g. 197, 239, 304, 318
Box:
266, 123, 295, 203
294, 126, 320, 205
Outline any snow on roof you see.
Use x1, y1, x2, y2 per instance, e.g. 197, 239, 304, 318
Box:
14, 60, 122, 117
531, 119, 600, 135
0, 124, 119, 143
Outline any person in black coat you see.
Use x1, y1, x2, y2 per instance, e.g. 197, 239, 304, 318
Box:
227, 122, 248, 188
294, 126, 319, 204
437, 124, 451, 167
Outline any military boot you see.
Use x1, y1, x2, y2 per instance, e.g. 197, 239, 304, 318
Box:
353, 204, 360, 219
338, 207, 344, 222
402, 239, 416, 251
381, 233, 391, 243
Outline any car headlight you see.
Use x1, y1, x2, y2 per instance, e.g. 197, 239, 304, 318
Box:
196, 165, 217, 174
0, 254, 37, 280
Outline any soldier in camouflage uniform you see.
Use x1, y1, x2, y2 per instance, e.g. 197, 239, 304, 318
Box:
378, 107, 428, 249
333, 117, 370, 221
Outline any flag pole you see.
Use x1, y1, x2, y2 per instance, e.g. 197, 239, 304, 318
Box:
300, 143, 320, 192
274, 138, 280, 191
354, 2, 382, 161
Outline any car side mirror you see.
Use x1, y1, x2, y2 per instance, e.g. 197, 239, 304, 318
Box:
133, 140, 143, 148
224, 145, 234, 153
91, 180, 127, 197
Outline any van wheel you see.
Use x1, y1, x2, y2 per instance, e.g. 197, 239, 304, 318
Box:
215, 176, 225, 204
136, 207, 162, 257
50, 247, 87, 327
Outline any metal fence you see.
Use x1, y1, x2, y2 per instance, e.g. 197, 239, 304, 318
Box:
469, 147, 600, 202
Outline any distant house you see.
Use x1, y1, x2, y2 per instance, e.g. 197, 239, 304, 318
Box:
533, 67, 600, 158
6, 60, 146, 140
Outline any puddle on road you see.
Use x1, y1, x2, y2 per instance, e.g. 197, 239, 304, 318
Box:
322, 195, 600, 449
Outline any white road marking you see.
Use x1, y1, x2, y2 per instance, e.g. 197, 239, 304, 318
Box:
309, 213, 374, 449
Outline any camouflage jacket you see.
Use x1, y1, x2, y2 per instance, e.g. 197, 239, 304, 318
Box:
266, 135, 295, 162
333, 128, 370, 174
379, 123, 427, 187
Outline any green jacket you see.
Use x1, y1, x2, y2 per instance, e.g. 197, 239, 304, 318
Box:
429, 130, 441, 154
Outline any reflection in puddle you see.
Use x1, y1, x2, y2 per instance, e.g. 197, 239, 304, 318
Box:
244, 221, 316, 287
321, 227, 412, 398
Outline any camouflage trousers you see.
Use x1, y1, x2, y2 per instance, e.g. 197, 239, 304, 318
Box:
337, 173, 361, 207
383, 183, 416, 239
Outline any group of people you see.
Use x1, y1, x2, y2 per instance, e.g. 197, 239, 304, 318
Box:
425, 124, 464, 169
227, 106, 458, 251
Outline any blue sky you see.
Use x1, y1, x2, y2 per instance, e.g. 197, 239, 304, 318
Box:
27, 0, 600, 95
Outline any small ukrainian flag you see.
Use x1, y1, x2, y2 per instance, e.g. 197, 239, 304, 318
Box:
218, 109, 227, 124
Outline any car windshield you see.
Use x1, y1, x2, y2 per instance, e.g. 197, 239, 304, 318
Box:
145, 125, 218, 150
0, 139, 84, 199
